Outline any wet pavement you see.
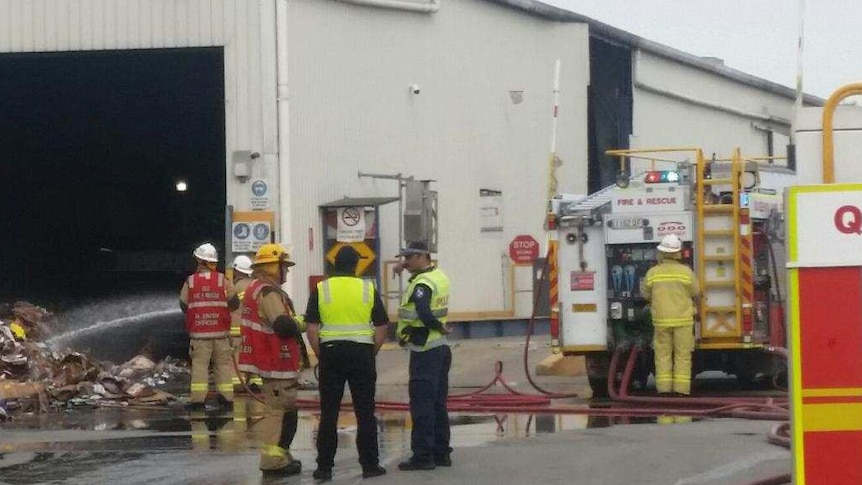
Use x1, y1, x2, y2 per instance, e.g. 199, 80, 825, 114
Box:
0, 337, 792, 485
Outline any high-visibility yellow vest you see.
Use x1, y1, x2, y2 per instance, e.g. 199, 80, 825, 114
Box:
317, 277, 375, 344
643, 259, 700, 327
397, 267, 450, 351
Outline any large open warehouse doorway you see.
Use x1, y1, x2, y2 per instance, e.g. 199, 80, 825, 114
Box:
0, 47, 226, 303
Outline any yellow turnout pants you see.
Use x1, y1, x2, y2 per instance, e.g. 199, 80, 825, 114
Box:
251, 378, 299, 471
653, 325, 695, 395
189, 338, 234, 403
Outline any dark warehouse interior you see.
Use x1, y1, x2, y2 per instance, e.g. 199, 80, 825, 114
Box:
0, 47, 226, 303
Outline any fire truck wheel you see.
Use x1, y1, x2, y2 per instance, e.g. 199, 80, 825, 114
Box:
585, 352, 611, 398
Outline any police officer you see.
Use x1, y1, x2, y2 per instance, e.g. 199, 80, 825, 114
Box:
396, 241, 453, 471
643, 234, 700, 396
179, 243, 239, 411
237, 244, 305, 476
305, 246, 389, 481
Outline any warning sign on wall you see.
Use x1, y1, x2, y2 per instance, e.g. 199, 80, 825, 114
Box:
336, 207, 366, 243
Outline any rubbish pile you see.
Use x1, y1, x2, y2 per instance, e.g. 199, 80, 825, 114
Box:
0, 301, 189, 420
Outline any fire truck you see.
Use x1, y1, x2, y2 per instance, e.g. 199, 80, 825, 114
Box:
548, 147, 793, 396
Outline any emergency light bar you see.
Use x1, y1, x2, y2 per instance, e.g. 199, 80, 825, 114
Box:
643, 170, 680, 184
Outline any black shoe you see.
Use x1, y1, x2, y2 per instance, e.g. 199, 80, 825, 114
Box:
216, 395, 234, 411
398, 459, 435, 471
262, 460, 302, 476
362, 465, 386, 478
312, 468, 332, 481
435, 455, 452, 467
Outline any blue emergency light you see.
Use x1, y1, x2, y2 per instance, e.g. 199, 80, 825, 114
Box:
644, 170, 680, 184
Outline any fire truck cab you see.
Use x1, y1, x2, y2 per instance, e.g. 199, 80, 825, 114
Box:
549, 147, 791, 396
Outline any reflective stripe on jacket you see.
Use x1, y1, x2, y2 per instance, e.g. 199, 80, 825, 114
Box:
185, 271, 231, 339
230, 277, 252, 337
643, 259, 700, 327
317, 277, 375, 344
397, 267, 451, 352
237, 279, 301, 379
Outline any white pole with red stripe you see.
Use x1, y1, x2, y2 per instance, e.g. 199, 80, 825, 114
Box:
546, 59, 562, 352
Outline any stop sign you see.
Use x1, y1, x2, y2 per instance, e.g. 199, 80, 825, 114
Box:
509, 234, 540, 264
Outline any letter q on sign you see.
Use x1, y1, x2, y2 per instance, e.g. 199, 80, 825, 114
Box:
834, 205, 862, 235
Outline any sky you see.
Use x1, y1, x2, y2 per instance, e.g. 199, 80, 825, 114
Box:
545, 0, 860, 100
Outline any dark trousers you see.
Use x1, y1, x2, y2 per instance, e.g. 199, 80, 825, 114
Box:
316, 341, 379, 470
408, 345, 452, 462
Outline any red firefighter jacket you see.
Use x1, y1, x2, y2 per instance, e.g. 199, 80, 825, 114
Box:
185, 271, 231, 339
237, 279, 301, 379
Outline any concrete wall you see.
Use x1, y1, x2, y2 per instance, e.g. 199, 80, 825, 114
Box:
631, 50, 793, 174
286, 0, 589, 316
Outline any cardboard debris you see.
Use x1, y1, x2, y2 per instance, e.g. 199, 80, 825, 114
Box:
0, 300, 188, 419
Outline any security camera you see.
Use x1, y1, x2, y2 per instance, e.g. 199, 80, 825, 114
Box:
409, 84, 421, 95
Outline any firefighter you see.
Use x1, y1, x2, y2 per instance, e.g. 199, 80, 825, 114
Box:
238, 243, 305, 476
643, 234, 700, 396
229, 255, 262, 393
179, 243, 239, 411
305, 246, 389, 481
396, 241, 453, 471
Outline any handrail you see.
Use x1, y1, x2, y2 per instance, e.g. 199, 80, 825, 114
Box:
822, 82, 862, 183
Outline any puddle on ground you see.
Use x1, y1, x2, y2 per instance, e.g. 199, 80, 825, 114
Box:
0, 397, 703, 484
0, 396, 681, 456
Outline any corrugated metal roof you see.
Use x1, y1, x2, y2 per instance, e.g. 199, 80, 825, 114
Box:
484, 0, 824, 106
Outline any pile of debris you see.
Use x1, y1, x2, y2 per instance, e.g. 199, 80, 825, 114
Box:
0, 301, 189, 420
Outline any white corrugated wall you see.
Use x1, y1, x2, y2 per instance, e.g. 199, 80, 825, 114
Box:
286, 0, 590, 317
632, 50, 793, 168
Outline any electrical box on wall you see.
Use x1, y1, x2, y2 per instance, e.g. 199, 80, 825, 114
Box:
403, 179, 438, 251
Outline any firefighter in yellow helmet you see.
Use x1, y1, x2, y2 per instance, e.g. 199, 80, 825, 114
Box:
643, 234, 700, 396
179, 243, 239, 411
237, 243, 306, 476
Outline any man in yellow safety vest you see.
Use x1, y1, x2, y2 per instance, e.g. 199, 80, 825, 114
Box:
305, 245, 389, 482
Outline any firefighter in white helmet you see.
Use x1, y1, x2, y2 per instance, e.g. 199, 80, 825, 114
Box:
643, 234, 700, 396
180, 243, 240, 410
229, 255, 262, 393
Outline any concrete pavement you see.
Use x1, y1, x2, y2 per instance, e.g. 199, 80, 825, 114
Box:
0, 337, 791, 485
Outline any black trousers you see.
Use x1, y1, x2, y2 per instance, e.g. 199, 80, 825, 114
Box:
316, 341, 379, 470
409, 345, 452, 462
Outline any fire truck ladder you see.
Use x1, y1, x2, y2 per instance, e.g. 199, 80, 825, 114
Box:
558, 183, 616, 218
695, 148, 749, 343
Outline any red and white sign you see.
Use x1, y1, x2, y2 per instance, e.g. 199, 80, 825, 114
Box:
509, 234, 539, 264
570, 272, 595, 291
611, 187, 685, 214
793, 189, 862, 267
787, 184, 862, 485
656, 221, 687, 238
